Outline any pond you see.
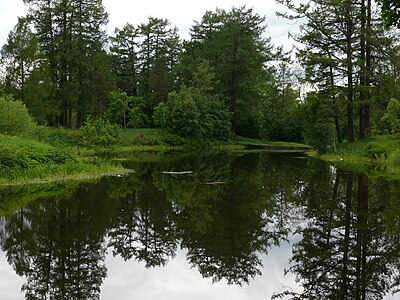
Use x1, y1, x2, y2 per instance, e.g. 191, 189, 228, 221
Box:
0, 152, 400, 300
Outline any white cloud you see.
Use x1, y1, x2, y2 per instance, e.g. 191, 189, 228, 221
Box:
0, 1, 28, 47
0, 0, 300, 50
101, 238, 302, 300
103, 0, 299, 48
0, 251, 25, 300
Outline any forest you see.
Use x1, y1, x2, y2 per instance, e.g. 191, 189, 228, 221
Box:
2, 2, 400, 297
0, 0, 400, 153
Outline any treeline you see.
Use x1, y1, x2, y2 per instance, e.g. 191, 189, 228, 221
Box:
1, 0, 400, 150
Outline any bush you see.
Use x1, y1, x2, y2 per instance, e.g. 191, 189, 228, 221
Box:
0, 94, 37, 136
80, 117, 119, 147
154, 61, 232, 141
131, 134, 162, 146
127, 107, 149, 128
154, 88, 231, 141
106, 91, 148, 128
382, 98, 400, 134
161, 134, 188, 146
363, 142, 389, 159
388, 149, 400, 170
154, 90, 200, 138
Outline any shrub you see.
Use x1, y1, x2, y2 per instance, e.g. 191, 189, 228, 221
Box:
388, 149, 400, 171
382, 98, 400, 134
0, 94, 37, 136
106, 91, 148, 128
363, 142, 389, 159
127, 107, 149, 128
154, 90, 200, 138
131, 134, 162, 146
80, 117, 119, 146
161, 134, 188, 146
154, 88, 231, 140
153, 61, 232, 141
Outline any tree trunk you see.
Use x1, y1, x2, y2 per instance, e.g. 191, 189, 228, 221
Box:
340, 173, 353, 299
329, 64, 342, 143
359, 0, 367, 139
345, 1, 355, 143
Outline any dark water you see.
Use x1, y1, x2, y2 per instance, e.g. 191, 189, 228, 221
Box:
1, 152, 400, 300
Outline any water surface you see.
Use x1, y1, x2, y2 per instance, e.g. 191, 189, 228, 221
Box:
1, 152, 400, 299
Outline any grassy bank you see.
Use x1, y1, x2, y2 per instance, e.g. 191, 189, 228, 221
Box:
38, 126, 312, 152
0, 134, 126, 185
319, 134, 400, 177
0, 127, 312, 185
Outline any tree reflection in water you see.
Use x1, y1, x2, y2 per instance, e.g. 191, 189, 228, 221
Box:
274, 172, 400, 300
0, 181, 114, 300
1, 152, 400, 299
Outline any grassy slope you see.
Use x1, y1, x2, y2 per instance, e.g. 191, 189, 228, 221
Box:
319, 134, 400, 177
233, 136, 311, 151
0, 134, 125, 185
0, 127, 313, 185
38, 127, 312, 152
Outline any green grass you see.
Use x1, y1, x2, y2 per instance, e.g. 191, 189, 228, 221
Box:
0, 161, 127, 185
0, 134, 76, 168
233, 135, 310, 147
37, 127, 313, 152
118, 128, 165, 138
0, 134, 126, 185
322, 134, 400, 161
319, 134, 400, 178
0, 179, 93, 214
37, 126, 82, 147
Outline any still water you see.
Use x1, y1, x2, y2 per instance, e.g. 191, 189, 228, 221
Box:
0, 152, 400, 300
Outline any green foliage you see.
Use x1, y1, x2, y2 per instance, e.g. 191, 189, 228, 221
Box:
127, 132, 187, 147
36, 127, 82, 148
107, 90, 148, 128
0, 94, 37, 136
154, 90, 200, 138
387, 150, 400, 174
80, 116, 119, 147
24, 64, 54, 125
21, 0, 111, 128
154, 61, 231, 140
382, 98, 400, 133
370, 77, 400, 135
260, 80, 304, 142
1, 17, 38, 103
302, 93, 334, 154
183, 7, 273, 136
0, 134, 75, 169
161, 134, 188, 146
379, 0, 400, 28
109, 18, 181, 119
363, 142, 389, 159
127, 104, 149, 129
204, 99, 232, 140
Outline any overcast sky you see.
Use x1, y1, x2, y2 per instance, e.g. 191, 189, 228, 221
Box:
0, 0, 301, 51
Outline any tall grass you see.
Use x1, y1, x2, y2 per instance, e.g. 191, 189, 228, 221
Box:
0, 134, 124, 185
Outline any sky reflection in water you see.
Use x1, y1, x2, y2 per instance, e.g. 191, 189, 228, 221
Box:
101, 238, 302, 300
1, 152, 400, 299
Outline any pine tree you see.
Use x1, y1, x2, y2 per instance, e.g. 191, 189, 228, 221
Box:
22, 0, 111, 127
110, 23, 140, 96
1, 17, 37, 104
187, 6, 273, 137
